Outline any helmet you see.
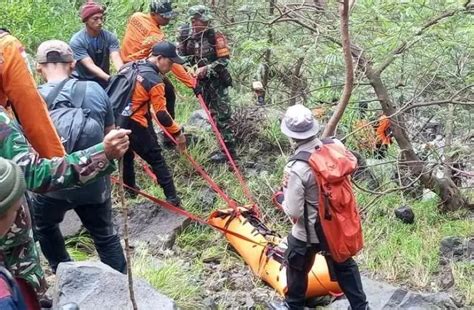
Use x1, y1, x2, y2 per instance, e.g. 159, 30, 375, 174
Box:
150, 0, 177, 19
188, 5, 213, 22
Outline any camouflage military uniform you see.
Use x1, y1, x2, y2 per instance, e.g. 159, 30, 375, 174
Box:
177, 6, 236, 152
0, 106, 114, 293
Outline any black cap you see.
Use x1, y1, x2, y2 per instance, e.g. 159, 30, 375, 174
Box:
151, 41, 185, 64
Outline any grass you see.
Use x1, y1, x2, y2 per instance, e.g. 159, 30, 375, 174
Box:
132, 244, 204, 309
357, 189, 473, 304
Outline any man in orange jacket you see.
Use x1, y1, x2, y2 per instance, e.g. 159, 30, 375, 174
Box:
122, 41, 187, 206
0, 29, 65, 159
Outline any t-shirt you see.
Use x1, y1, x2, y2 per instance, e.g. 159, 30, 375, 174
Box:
70, 29, 120, 88
37, 79, 114, 203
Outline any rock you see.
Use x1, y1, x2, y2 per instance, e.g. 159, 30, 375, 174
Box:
438, 265, 455, 289
394, 205, 415, 224
59, 211, 83, 238
440, 236, 473, 264
327, 276, 458, 309
187, 109, 210, 130
114, 202, 191, 252
53, 261, 176, 310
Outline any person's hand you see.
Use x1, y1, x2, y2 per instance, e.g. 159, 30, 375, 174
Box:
196, 66, 208, 79
103, 129, 131, 160
272, 191, 284, 210
175, 132, 187, 153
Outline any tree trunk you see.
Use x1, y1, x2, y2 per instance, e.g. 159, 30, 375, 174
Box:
361, 60, 468, 212
322, 0, 353, 137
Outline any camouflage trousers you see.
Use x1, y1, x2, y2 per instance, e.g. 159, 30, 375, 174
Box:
200, 78, 236, 151
0, 198, 46, 295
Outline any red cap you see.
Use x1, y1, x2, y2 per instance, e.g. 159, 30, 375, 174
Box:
80, 1, 105, 22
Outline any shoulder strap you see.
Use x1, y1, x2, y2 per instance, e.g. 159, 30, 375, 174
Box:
44, 78, 70, 107
71, 80, 88, 108
290, 151, 312, 163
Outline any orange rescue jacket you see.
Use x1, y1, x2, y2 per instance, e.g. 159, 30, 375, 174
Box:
121, 13, 195, 88
0, 32, 65, 158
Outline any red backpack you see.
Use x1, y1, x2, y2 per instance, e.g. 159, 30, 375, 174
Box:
291, 139, 364, 263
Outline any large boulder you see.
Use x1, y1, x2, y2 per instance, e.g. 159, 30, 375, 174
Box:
187, 109, 211, 130
114, 202, 191, 252
327, 276, 458, 309
53, 261, 176, 310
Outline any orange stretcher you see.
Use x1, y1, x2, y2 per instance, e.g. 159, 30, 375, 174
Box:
208, 208, 342, 297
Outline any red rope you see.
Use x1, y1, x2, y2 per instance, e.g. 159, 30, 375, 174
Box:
111, 176, 265, 246
197, 94, 257, 210
150, 113, 239, 211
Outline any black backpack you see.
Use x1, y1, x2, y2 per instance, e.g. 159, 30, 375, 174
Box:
106, 61, 159, 128
105, 62, 140, 128
42, 79, 103, 153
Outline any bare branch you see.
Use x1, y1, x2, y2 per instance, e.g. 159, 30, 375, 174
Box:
376, 9, 462, 74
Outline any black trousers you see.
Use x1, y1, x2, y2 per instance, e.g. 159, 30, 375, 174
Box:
285, 234, 368, 310
123, 119, 177, 199
32, 195, 126, 274
122, 78, 176, 186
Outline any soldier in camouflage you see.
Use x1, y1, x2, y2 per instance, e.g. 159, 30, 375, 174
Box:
0, 105, 130, 299
177, 5, 236, 163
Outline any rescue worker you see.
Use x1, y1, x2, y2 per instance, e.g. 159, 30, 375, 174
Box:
0, 29, 65, 158
70, 1, 124, 88
122, 41, 186, 206
121, 0, 196, 118
374, 114, 392, 159
34, 40, 126, 274
177, 5, 236, 163
275, 105, 369, 309
120, 0, 196, 192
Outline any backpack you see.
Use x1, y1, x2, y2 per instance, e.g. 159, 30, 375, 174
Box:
105, 61, 156, 128
0, 266, 27, 310
291, 138, 364, 263
43, 79, 103, 153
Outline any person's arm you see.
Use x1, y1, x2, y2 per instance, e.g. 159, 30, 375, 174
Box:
148, 83, 181, 135
70, 36, 109, 81
282, 168, 305, 221
0, 108, 115, 193
170, 64, 196, 88
2, 36, 65, 158
79, 57, 110, 81
110, 51, 123, 72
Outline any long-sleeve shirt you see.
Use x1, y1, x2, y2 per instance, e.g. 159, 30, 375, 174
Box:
282, 137, 322, 244
0, 32, 65, 159
130, 61, 181, 135
120, 12, 195, 88
0, 106, 114, 193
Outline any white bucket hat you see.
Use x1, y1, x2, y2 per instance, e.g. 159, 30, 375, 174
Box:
280, 104, 320, 139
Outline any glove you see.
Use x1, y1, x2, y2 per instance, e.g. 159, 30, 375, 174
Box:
272, 191, 284, 210
193, 84, 203, 97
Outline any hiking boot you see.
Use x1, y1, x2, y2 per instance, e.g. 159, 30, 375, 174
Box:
124, 186, 140, 199
39, 295, 53, 309
166, 196, 181, 208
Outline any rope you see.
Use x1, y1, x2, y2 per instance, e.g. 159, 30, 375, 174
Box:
197, 94, 258, 211
150, 113, 239, 211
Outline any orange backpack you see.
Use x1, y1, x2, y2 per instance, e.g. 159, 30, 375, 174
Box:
291, 139, 364, 263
